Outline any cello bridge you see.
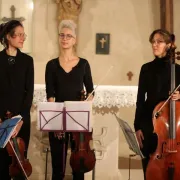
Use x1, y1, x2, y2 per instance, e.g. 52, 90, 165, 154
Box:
166, 150, 177, 153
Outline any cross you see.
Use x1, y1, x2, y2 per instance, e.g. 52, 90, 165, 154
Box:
160, 0, 173, 33
99, 38, 106, 48
2, 5, 25, 22
127, 71, 133, 81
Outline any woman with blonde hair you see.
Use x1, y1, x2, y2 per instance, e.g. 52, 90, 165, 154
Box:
45, 20, 94, 180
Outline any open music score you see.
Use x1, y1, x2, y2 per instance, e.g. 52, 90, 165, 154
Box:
37, 101, 92, 132
114, 113, 144, 159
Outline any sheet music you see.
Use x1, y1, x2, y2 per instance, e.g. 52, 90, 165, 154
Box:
65, 101, 92, 131
0, 115, 22, 148
37, 102, 64, 131
114, 113, 144, 159
37, 101, 92, 132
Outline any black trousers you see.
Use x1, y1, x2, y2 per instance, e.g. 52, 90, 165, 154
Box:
141, 156, 150, 180
49, 132, 84, 180
0, 113, 31, 180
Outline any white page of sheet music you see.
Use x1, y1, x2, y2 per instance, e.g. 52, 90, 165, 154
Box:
64, 101, 92, 131
37, 102, 64, 131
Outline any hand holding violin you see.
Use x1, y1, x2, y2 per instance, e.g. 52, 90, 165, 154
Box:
54, 132, 65, 140
5, 111, 23, 138
11, 121, 23, 138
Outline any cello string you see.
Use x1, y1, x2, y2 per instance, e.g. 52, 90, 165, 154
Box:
8, 140, 29, 180
154, 84, 180, 117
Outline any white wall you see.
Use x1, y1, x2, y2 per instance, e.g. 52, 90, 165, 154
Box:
32, 0, 160, 85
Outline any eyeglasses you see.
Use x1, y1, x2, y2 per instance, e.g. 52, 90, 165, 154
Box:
151, 40, 166, 45
13, 33, 27, 39
59, 33, 74, 40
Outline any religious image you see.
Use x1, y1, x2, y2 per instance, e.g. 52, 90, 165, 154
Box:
96, 33, 110, 55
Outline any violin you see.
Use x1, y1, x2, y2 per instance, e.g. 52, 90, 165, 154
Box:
6, 137, 32, 178
70, 90, 96, 173
4, 112, 32, 179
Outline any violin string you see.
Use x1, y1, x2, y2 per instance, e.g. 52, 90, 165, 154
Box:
86, 65, 114, 101
8, 140, 29, 180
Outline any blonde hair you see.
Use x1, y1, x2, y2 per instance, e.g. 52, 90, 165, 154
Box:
58, 20, 77, 38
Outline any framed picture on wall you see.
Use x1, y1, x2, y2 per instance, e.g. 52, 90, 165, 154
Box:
96, 33, 110, 54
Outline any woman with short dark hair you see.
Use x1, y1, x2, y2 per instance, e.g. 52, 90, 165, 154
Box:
0, 20, 34, 180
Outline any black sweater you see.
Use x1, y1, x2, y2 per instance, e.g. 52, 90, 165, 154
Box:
134, 56, 180, 133
45, 58, 94, 102
0, 49, 34, 120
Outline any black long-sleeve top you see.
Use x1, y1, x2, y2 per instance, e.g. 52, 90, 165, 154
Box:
134, 56, 180, 133
0, 49, 34, 120
45, 58, 94, 102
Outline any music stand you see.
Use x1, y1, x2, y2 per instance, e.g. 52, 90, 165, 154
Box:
37, 101, 92, 132
0, 115, 22, 148
37, 101, 92, 179
114, 113, 144, 180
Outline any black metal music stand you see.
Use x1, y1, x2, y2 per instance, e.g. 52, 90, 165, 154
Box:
114, 113, 144, 180
38, 102, 93, 179
44, 147, 50, 180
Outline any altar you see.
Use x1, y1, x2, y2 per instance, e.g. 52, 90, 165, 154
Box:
29, 84, 139, 180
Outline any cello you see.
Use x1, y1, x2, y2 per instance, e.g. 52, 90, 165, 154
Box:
146, 35, 180, 180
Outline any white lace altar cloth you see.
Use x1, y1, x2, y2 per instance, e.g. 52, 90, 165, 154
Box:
33, 84, 138, 108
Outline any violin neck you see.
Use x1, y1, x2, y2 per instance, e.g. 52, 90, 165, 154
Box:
12, 138, 21, 161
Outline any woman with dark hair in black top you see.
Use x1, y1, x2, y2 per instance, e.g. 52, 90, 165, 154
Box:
45, 20, 94, 180
134, 29, 180, 180
0, 20, 34, 180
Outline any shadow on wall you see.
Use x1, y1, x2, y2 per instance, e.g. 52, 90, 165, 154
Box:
130, 0, 160, 62
77, 0, 98, 55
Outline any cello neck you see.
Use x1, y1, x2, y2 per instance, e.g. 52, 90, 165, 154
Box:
169, 46, 176, 139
